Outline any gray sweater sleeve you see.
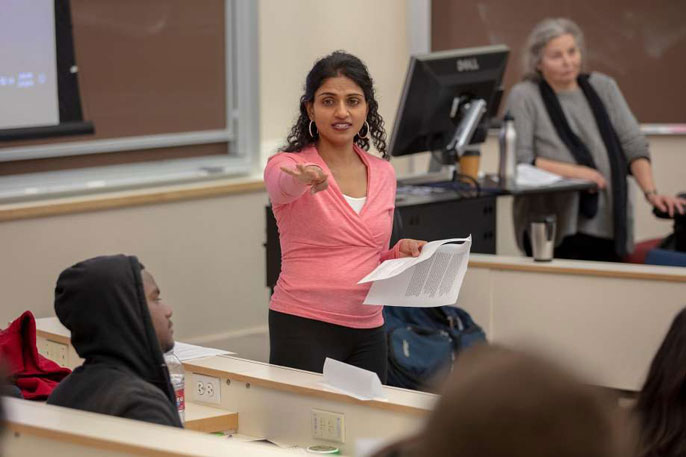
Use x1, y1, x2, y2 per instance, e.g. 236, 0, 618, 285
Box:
591, 73, 650, 164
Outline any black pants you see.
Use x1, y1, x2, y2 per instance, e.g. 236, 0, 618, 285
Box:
524, 232, 621, 262
269, 309, 388, 384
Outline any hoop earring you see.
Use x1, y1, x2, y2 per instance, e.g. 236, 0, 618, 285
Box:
359, 121, 370, 139
308, 120, 318, 138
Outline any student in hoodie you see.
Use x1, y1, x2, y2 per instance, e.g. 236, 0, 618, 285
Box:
47, 255, 182, 428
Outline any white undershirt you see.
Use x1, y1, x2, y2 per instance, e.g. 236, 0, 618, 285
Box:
343, 194, 366, 214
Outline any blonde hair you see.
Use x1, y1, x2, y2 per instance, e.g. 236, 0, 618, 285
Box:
523, 18, 586, 81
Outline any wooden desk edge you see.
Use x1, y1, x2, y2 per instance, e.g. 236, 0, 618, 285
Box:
183, 362, 430, 417
185, 410, 238, 434
6, 420, 194, 457
5, 399, 242, 457
468, 260, 686, 283
0, 179, 265, 222
35, 329, 71, 345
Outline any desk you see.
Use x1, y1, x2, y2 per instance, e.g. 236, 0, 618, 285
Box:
184, 356, 433, 453
458, 254, 686, 391
185, 402, 238, 434
34, 318, 238, 435
35, 317, 434, 455
3, 397, 307, 457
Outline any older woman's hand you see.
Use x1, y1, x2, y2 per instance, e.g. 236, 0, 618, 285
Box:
647, 193, 686, 218
577, 166, 607, 190
397, 239, 428, 258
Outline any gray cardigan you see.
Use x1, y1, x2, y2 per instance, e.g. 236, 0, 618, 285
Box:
505, 72, 650, 253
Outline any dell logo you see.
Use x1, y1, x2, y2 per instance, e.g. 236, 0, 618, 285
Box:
456, 58, 479, 72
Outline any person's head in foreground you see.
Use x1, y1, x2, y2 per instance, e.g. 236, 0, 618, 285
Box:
635, 306, 686, 457
373, 345, 631, 457
283, 50, 387, 157
47, 255, 181, 427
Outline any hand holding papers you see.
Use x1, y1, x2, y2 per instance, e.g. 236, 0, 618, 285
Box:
359, 236, 472, 308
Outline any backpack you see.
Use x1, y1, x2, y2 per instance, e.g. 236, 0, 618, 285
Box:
383, 306, 486, 391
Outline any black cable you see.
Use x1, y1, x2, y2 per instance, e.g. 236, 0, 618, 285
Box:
451, 172, 481, 198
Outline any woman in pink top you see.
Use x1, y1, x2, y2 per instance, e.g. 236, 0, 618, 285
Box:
264, 51, 425, 382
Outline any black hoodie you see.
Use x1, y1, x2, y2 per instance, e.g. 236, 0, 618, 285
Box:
47, 255, 182, 428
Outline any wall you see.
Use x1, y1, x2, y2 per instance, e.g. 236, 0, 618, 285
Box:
0, 191, 273, 359
258, 0, 409, 157
0, 0, 411, 363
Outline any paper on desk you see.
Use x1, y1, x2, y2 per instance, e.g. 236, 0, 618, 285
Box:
516, 163, 563, 187
172, 341, 235, 362
320, 358, 386, 401
359, 236, 471, 307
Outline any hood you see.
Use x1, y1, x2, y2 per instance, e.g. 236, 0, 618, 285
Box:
54, 255, 175, 402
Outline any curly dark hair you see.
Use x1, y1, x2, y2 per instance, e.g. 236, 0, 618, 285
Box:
635, 306, 686, 457
281, 51, 388, 159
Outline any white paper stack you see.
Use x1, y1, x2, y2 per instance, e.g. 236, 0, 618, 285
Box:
172, 341, 235, 361
515, 163, 563, 187
359, 236, 472, 308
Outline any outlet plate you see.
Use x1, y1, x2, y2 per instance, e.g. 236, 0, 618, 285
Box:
192, 373, 221, 404
312, 409, 345, 443
44, 340, 68, 366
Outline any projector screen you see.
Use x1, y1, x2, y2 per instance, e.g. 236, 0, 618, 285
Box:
0, 0, 60, 130
0, 0, 92, 142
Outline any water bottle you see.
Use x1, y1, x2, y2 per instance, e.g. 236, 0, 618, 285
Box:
164, 351, 185, 424
498, 112, 517, 189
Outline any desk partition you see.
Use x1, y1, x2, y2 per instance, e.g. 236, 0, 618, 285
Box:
459, 255, 686, 391
33, 256, 684, 451
2, 397, 300, 457
183, 356, 433, 452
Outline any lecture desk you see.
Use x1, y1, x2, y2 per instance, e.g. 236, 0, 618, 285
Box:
3, 397, 313, 457
35, 318, 239, 435
35, 252, 684, 450
35, 317, 435, 455
458, 254, 686, 392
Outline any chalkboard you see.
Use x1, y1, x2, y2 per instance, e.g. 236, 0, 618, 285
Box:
432, 0, 686, 124
1, 0, 228, 176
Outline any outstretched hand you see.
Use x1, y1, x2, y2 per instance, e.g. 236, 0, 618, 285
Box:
281, 164, 329, 194
397, 238, 428, 258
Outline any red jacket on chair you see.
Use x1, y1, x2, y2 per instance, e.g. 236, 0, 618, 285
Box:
0, 311, 71, 400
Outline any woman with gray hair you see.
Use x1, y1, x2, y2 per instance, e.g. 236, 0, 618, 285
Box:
506, 18, 685, 261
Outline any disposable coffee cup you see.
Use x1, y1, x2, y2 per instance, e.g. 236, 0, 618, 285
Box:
530, 214, 556, 262
459, 149, 480, 182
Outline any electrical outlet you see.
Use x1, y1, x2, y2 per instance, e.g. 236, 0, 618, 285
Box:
311, 409, 345, 443
192, 373, 221, 404
37, 338, 49, 359
44, 340, 68, 366
54, 341, 67, 365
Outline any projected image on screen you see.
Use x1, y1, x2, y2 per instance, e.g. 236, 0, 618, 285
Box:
0, 0, 59, 130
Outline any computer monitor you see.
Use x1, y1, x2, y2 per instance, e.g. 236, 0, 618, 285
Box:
388, 45, 509, 165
